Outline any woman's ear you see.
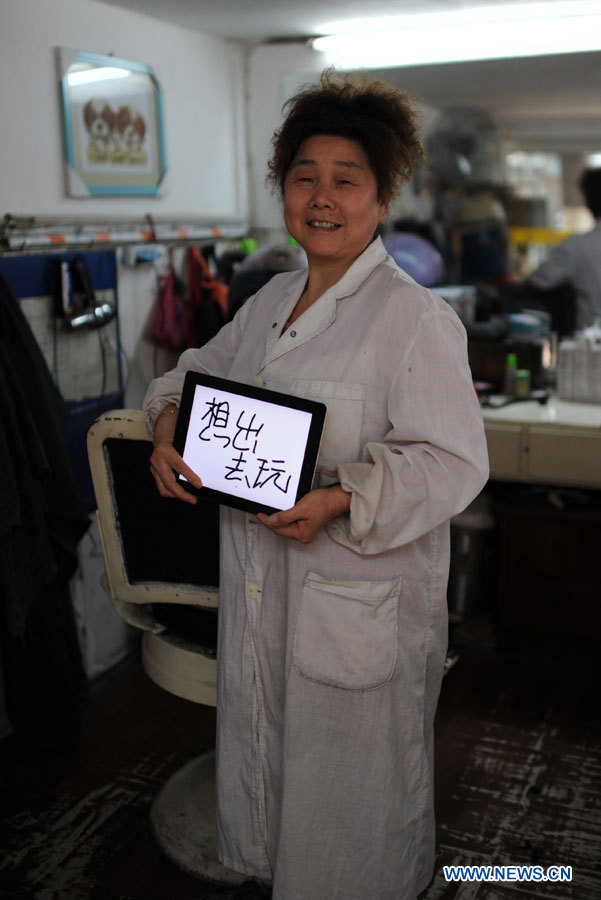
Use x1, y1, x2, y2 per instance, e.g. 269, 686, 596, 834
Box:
378, 196, 390, 223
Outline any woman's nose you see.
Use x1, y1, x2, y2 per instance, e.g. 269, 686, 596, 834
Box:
310, 194, 333, 209
309, 181, 333, 208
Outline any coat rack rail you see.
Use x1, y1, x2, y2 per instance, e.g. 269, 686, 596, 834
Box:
0, 214, 249, 253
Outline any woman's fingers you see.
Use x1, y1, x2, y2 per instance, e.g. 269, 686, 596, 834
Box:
149, 441, 202, 504
257, 487, 351, 543
257, 512, 306, 541
257, 492, 326, 543
257, 510, 304, 540
258, 505, 296, 529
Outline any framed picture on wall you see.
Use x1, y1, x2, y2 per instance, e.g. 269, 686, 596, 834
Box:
56, 48, 167, 197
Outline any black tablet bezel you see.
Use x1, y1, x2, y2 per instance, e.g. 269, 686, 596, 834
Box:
172, 371, 326, 515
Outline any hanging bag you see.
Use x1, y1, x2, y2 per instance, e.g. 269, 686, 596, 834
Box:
186, 246, 228, 348
149, 251, 188, 352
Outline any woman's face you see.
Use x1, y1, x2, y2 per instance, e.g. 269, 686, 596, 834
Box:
283, 134, 388, 272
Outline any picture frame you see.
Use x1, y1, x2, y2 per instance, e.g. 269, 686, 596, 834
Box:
57, 48, 167, 197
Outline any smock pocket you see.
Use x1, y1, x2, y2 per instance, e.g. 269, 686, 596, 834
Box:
290, 379, 366, 468
293, 571, 400, 690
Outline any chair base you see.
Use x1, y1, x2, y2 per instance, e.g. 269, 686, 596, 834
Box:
142, 630, 217, 706
149, 750, 248, 886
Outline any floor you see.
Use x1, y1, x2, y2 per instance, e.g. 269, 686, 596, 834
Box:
1, 618, 600, 900
423, 621, 601, 900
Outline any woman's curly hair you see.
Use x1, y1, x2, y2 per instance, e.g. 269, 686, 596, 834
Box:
267, 68, 425, 203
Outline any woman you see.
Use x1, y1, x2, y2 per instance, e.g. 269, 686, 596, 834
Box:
144, 70, 489, 900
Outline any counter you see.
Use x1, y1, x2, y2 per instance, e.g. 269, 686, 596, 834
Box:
482, 397, 601, 639
483, 396, 601, 489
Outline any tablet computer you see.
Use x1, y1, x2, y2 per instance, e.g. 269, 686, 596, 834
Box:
173, 372, 327, 515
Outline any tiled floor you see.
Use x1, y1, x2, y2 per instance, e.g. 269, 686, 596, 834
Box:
1, 623, 599, 900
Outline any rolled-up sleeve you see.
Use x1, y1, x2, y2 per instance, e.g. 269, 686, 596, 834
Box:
327, 308, 489, 555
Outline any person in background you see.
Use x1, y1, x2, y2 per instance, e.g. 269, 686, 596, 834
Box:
143, 70, 489, 900
529, 167, 601, 330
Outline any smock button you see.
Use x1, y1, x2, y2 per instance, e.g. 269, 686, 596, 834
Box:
290, 330, 297, 337
251, 375, 264, 387
272, 322, 278, 328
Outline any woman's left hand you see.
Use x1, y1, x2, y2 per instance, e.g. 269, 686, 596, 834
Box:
257, 485, 350, 544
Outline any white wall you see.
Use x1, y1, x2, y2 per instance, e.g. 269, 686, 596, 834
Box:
246, 43, 440, 235
0, 0, 247, 220
246, 43, 323, 233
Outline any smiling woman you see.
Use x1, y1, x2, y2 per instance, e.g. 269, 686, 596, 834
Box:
143, 68, 489, 900
282, 134, 388, 288
268, 69, 424, 313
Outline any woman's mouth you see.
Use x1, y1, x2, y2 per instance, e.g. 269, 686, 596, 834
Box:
308, 220, 340, 230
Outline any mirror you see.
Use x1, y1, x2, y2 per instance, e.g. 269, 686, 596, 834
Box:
56, 48, 167, 197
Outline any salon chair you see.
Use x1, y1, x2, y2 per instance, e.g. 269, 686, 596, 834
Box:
87, 410, 246, 886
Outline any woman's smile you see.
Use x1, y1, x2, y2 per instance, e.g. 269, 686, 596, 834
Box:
283, 134, 388, 271
308, 219, 340, 229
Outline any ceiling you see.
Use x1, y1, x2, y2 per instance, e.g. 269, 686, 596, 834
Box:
97, 0, 601, 154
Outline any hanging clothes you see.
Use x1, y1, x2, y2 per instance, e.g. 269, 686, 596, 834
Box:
0, 273, 89, 750
186, 245, 228, 343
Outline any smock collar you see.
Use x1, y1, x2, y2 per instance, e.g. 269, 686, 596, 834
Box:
262, 237, 389, 365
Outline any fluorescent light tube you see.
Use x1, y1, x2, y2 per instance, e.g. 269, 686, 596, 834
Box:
313, 3, 601, 67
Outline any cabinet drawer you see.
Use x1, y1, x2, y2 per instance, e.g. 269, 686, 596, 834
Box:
485, 423, 523, 479
528, 428, 601, 487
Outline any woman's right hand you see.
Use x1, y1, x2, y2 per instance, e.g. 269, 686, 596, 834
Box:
149, 440, 202, 504
149, 405, 202, 504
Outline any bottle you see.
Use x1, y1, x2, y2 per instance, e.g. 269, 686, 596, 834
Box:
515, 369, 531, 397
503, 352, 517, 395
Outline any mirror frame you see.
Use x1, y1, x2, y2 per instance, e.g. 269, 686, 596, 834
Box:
57, 48, 167, 197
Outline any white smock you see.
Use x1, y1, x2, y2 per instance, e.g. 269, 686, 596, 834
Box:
144, 237, 489, 900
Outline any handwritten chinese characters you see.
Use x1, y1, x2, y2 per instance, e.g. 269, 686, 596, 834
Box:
181, 383, 314, 511
199, 399, 291, 494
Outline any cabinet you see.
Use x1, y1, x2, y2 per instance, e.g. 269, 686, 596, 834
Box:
483, 398, 601, 489
484, 398, 601, 639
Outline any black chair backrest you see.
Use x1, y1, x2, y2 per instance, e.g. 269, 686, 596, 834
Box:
105, 438, 220, 588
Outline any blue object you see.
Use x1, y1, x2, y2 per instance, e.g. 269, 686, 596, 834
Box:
383, 232, 445, 287
507, 313, 543, 336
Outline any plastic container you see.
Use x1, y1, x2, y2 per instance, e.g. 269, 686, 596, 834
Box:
435, 285, 476, 323
515, 369, 531, 396
558, 336, 601, 403
503, 352, 518, 395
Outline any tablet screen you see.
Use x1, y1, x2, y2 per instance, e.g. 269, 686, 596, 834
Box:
173, 372, 326, 515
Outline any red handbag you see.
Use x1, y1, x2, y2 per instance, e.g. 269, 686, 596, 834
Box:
149, 251, 188, 352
